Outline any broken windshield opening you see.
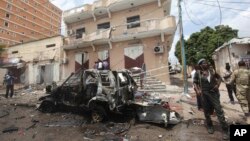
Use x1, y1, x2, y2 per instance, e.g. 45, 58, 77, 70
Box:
64, 70, 83, 86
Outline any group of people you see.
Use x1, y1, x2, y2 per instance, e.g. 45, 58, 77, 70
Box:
94, 60, 109, 70
191, 59, 250, 140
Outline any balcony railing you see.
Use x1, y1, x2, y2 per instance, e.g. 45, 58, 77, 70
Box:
64, 4, 92, 17
63, 0, 158, 19
112, 16, 176, 39
93, 0, 107, 9
66, 29, 110, 45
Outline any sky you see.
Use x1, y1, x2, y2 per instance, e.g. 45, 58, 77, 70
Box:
51, 0, 250, 64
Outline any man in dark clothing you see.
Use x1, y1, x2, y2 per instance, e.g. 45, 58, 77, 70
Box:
5, 71, 16, 98
193, 59, 229, 140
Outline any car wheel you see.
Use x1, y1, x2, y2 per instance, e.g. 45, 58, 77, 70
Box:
91, 105, 107, 123
39, 101, 56, 113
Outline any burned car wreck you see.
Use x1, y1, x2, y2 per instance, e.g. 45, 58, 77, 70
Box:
39, 68, 181, 126
39, 69, 137, 122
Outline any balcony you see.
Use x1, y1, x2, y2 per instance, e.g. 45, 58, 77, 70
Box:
63, 29, 111, 50
63, 4, 93, 23
63, 16, 175, 50
112, 16, 176, 42
63, 0, 161, 24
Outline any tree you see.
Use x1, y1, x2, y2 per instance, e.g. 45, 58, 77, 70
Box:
175, 25, 238, 66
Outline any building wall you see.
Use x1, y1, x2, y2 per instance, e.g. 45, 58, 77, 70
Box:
63, 35, 171, 84
214, 44, 250, 75
7, 36, 63, 85
67, 1, 165, 39
0, 0, 62, 46
63, 0, 174, 84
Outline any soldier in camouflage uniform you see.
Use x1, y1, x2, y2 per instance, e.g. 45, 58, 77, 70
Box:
227, 60, 250, 124
193, 59, 229, 140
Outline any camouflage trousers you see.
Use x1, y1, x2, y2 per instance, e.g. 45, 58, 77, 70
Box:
202, 91, 228, 131
236, 89, 250, 114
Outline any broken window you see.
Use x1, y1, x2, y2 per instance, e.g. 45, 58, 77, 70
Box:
4, 21, 9, 27
75, 28, 85, 39
97, 22, 110, 30
6, 13, 10, 18
46, 44, 56, 48
127, 15, 140, 29
85, 74, 97, 85
12, 51, 18, 54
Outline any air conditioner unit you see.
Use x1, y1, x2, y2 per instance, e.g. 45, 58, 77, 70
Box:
154, 46, 164, 54
67, 30, 75, 35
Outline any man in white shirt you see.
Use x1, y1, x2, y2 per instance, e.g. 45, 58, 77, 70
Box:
191, 68, 202, 111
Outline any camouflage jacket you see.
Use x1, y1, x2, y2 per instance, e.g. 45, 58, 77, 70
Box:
228, 68, 250, 93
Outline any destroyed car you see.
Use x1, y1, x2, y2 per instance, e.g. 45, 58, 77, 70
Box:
39, 69, 137, 122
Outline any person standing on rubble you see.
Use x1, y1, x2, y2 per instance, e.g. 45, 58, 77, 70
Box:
4, 71, 16, 98
222, 64, 236, 104
193, 59, 229, 140
226, 60, 250, 124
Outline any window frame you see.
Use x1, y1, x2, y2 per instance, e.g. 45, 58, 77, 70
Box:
127, 15, 140, 29
97, 22, 110, 30
75, 28, 85, 39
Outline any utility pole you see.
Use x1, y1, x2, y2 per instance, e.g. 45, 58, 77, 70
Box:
178, 0, 188, 95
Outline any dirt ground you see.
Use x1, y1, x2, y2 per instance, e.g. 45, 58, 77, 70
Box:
0, 74, 246, 141
0, 104, 227, 141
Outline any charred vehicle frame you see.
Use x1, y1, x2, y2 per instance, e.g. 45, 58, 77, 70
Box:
39, 69, 137, 122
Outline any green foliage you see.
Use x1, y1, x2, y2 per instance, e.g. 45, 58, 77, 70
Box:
175, 25, 238, 66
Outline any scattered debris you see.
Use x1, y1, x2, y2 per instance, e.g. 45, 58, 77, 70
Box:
44, 119, 84, 127
180, 99, 197, 106
185, 118, 205, 127
10, 103, 36, 107
134, 97, 181, 127
169, 111, 182, 124
32, 132, 37, 139
2, 126, 19, 133
31, 119, 39, 123
15, 116, 26, 120
26, 123, 36, 131
0, 110, 9, 118
190, 107, 196, 114
188, 111, 194, 115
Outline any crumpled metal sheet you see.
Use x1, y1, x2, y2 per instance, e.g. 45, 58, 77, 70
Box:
136, 105, 181, 126
136, 105, 169, 126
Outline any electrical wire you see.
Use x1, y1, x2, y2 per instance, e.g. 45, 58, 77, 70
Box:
216, 0, 222, 25
196, 2, 250, 12
183, 0, 201, 25
198, 0, 250, 4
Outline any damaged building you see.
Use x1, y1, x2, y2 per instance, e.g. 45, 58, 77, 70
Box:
62, 0, 176, 84
3, 36, 64, 85
213, 37, 250, 74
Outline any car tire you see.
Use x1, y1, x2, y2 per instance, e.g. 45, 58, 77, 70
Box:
39, 101, 56, 113
91, 105, 107, 123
